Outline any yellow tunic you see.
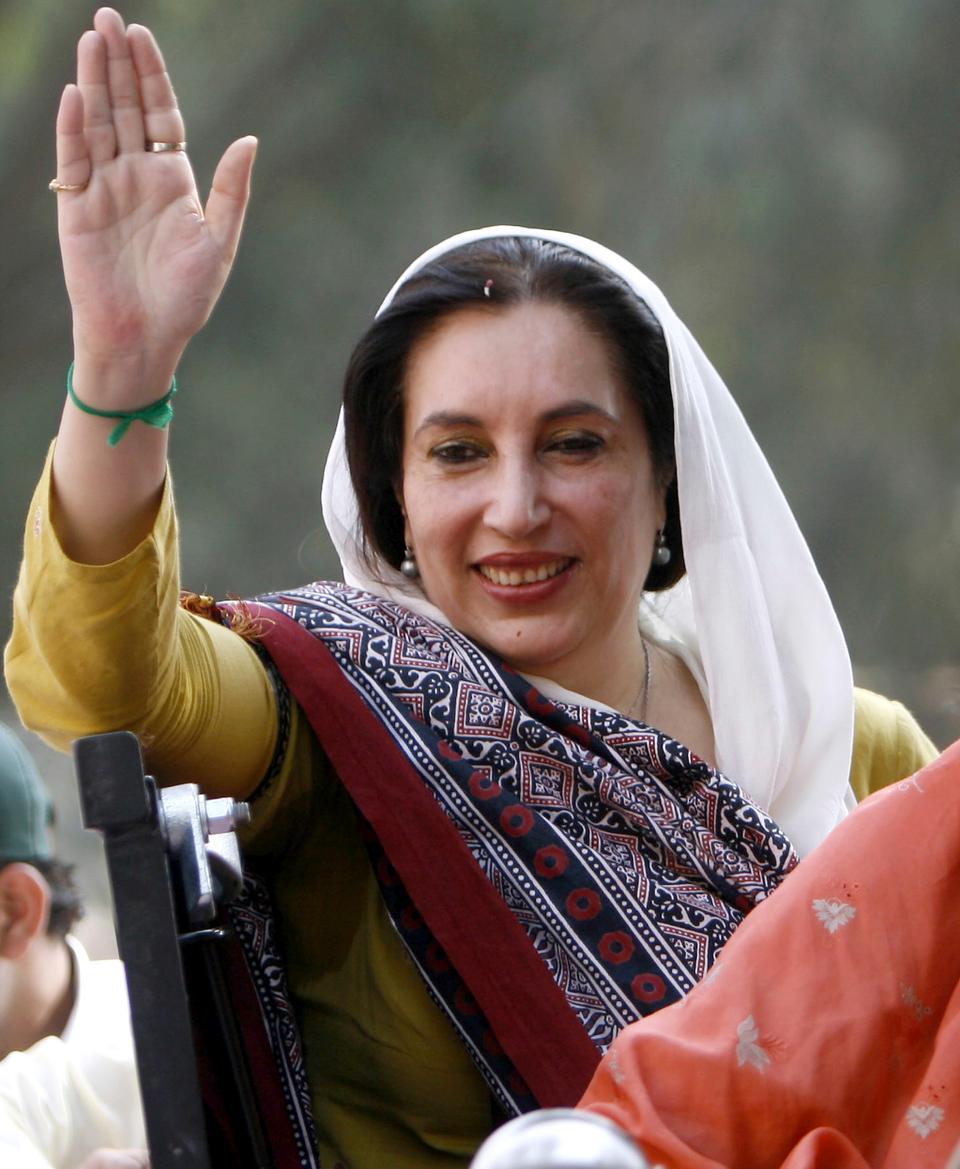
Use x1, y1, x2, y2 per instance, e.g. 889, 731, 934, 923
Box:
4, 451, 938, 1169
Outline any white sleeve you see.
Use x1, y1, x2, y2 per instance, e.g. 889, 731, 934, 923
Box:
0, 1036, 144, 1169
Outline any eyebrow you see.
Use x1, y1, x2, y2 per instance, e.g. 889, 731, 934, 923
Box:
413, 399, 619, 436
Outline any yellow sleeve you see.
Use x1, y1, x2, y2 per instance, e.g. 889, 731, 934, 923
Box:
4, 444, 277, 799
849, 686, 939, 801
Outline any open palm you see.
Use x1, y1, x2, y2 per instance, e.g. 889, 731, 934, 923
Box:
55, 9, 255, 372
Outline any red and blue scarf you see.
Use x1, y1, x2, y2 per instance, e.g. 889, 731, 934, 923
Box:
227, 582, 797, 1115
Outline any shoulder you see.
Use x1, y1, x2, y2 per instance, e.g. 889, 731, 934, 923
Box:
0, 1035, 72, 1105
63, 940, 133, 1056
850, 687, 939, 801
82, 956, 129, 1003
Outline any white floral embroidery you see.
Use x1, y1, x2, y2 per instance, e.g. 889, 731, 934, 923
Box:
900, 984, 934, 1022
906, 1103, 944, 1139
897, 772, 924, 794
812, 898, 856, 934
735, 1015, 771, 1072
607, 1045, 626, 1086
704, 959, 724, 985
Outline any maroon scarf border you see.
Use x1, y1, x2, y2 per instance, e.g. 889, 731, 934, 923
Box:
245, 601, 600, 1106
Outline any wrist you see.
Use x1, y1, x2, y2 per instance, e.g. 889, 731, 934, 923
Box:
70, 345, 184, 412
67, 363, 177, 447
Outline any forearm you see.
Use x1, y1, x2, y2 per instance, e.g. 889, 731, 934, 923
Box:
5, 448, 277, 798
10, 10, 265, 793
51, 349, 178, 565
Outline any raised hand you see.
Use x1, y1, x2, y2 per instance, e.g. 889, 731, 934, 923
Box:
53, 8, 256, 399
49, 8, 257, 564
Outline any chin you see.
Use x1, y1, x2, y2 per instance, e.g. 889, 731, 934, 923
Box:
481, 628, 578, 680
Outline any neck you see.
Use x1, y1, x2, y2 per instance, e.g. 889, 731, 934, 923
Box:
528, 627, 651, 716
0, 937, 74, 1059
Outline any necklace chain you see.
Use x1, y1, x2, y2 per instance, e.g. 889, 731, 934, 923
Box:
628, 636, 652, 723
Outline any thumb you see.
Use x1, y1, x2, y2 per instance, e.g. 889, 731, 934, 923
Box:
204, 135, 258, 264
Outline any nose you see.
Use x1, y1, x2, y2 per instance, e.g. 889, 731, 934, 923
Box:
483, 456, 551, 539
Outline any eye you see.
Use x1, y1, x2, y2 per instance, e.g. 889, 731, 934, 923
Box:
429, 439, 488, 464
545, 431, 605, 456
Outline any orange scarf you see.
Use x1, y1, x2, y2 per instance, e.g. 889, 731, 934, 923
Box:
581, 741, 960, 1168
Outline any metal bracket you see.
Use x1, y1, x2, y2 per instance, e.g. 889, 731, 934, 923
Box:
75, 731, 251, 1169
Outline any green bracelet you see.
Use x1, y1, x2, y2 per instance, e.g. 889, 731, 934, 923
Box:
66, 362, 177, 447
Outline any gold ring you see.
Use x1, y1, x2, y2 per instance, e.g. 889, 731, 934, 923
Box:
48, 178, 88, 193
146, 140, 187, 153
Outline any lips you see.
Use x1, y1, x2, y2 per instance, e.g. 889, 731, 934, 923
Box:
475, 558, 573, 587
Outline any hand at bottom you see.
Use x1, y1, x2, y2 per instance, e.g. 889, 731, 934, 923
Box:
75, 1149, 150, 1169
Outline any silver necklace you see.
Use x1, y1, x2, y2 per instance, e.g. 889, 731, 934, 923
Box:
628, 637, 652, 722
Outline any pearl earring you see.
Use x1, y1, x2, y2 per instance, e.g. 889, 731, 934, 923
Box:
653, 528, 671, 568
400, 546, 420, 579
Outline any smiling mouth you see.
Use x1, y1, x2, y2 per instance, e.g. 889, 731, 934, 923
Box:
476, 558, 574, 587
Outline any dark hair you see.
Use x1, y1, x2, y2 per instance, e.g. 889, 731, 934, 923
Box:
37, 859, 84, 938
343, 236, 684, 591
0, 857, 85, 939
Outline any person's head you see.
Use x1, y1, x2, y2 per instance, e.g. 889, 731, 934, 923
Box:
341, 235, 683, 690
344, 234, 683, 592
0, 725, 83, 1055
0, 723, 82, 953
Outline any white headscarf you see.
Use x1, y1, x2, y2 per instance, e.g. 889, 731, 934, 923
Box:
321, 226, 855, 855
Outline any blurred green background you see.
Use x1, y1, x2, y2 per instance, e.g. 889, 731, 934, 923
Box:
1, 0, 958, 949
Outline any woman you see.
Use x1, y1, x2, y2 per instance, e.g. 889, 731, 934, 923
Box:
5, 9, 935, 1168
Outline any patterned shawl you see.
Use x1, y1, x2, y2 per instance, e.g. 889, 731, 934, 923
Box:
231, 582, 797, 1115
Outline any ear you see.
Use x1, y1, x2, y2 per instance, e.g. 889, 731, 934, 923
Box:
653, 490, 667, 536
393, 482, 412, 546
657, 501, 667, 534
0, 865, 50, 959
657, 471, 676, 532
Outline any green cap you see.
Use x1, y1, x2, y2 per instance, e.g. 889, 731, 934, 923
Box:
0, 724, 53, 862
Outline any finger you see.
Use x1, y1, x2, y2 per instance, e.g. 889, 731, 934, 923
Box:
93, 7, 146, 155
128, 24, 186, 148
77, 29, 116, 164
115, 1150, 150, 1169
54, 85, 92, 189
204, 137, 258, 263
75, 1148, 151, 1169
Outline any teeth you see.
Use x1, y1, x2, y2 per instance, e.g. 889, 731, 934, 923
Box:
478, 559, 570, 586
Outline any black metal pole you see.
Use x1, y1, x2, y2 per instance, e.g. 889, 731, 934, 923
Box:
75, 732, 212, 1169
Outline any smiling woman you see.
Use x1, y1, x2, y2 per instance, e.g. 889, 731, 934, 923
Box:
400, 303, 666, 712
338, 236, 721, 760
3, 10, 939, 1169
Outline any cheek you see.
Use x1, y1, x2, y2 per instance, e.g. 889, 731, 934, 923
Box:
402, 476, 469, 549
578, 473, 661, 562
568, 472, 653, 526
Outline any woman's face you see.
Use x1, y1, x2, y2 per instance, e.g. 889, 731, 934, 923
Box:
400, 301, 667, 699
